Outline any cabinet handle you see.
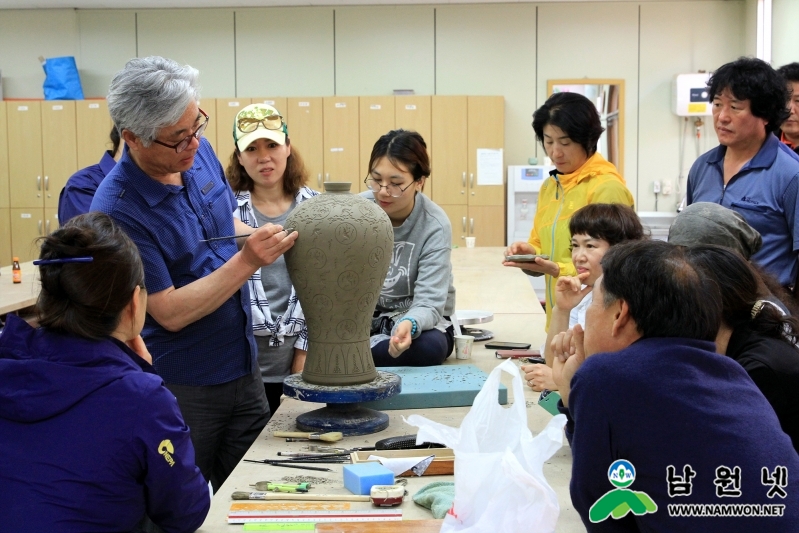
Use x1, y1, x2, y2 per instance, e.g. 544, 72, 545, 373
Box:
325, 173, 330, 182
470, 218, 474, 234
45, 175, 49, 191
470, 173, 474, 188
317, 173, 322, 187
461, 216, 466, 233
37, 176, 41, 191
46, 219, 51, 234
38, 220, 43, 235
461, 172, 466, 187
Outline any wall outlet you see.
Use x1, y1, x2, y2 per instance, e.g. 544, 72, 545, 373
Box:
653, 180, 661, 194
662, 180, 673, 196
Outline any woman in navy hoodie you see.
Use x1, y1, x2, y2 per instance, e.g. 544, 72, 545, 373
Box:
0, 212, 210, 533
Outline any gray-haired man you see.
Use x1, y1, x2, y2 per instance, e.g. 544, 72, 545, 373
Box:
91, 56, 297, 491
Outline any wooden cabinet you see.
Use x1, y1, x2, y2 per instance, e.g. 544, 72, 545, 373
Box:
0, 94, 504, 260
7, 101, 78, 261
42, 102, 78, 211
359, 96, 395, 192
0, 103, 9, 267
215, 98, 252, 163
0, 209, 10, 267
199, 97, 218, 155
0, 102, 9, 211
76, 100, 113, 169
432, 96, 504, 246
7, 101, 43, 210
323, 96, 360, 191
286, 97, 324, 190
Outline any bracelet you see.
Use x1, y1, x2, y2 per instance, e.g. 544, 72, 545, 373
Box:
400, 317, 418, 336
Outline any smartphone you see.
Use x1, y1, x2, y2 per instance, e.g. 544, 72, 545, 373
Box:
495, 350, 541, 359
485, 341, 531, 350
505, 254, 550, 262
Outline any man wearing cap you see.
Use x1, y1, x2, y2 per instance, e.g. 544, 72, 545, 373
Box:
776, 62, 799, 156
91, 56, 297, 491
686, 57, 799, 292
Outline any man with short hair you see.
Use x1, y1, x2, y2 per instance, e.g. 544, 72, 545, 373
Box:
91, 56, 297, 491
552, 240, 799, 532
776, 62, 799, 155
686, 57, 799, 291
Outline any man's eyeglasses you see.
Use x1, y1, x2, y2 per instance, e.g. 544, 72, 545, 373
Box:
153, 108, 210, 153
364, 177, 415, 198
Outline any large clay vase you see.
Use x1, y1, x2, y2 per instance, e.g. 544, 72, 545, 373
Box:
285, 182, 393, 386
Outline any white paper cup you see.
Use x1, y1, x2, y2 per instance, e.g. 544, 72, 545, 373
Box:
465, 237, 476, 248
454, 335, 475, 360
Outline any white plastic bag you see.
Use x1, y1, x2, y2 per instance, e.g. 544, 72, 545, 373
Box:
406, 359, 566, 533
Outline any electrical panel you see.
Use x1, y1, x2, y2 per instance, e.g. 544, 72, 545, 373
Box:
673, 73, 713, 117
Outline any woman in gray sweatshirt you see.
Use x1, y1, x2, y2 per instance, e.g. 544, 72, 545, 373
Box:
362, 129, 457, 366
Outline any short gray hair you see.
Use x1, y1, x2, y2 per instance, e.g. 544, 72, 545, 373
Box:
107, 56, 201, 146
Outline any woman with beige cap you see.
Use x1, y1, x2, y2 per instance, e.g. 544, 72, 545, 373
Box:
226, 103, 318, 415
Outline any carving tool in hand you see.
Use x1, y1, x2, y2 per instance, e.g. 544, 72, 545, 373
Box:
200, 228, 294, 243
243, 459, 332, 472
273, 431, 343, 443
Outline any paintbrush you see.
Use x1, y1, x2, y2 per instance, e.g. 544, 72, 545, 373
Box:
273, 431, 343, 443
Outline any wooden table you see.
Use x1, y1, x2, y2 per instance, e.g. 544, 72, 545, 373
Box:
0, 260, 39, 315
197, 247, 583, 532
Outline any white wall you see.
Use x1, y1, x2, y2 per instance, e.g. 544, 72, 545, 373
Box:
0, 1, 750, 213
772, 0, 799, 68
637, 1, 745, 211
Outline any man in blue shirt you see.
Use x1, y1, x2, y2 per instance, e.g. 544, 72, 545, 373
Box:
58, 126, 122, 224
552, 240, 799, 532
686, 57, 799, 290
91, 56, 298, 491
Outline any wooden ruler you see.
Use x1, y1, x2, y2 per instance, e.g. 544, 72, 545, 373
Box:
228, 507, 402, 524
230, 502, 351, 512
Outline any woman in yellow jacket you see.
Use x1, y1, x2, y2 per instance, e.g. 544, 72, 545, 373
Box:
505, 92, 634, 329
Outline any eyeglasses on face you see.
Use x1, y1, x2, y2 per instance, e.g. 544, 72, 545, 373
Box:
363, 177, 415, 198
152, 108, 210, 153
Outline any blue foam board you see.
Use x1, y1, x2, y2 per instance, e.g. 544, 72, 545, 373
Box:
343, 463, 395, 495
362, 364, 507, 410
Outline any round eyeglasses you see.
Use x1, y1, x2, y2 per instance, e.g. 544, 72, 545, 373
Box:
363, 177, 415, 198
153, 109, 210, 153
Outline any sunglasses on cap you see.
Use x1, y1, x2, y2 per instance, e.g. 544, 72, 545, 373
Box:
234, 108, 287, 138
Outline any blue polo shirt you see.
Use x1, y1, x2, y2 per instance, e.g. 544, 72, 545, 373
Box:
58, 150, 117, 224
91, 138, 256, 386
686, 134, 799, 287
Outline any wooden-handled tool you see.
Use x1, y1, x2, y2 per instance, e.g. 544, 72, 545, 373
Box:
273, 431, 343, 443
232, 491, 370, 502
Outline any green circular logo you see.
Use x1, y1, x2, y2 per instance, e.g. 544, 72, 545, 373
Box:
608, 460, 636, 488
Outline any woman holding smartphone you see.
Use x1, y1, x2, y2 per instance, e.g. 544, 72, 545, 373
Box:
226, 103, 318, 415
504, 92, 634, 329
362, 129, 456, 366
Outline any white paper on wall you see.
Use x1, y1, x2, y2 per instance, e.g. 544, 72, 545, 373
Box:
477, 148, 504, 186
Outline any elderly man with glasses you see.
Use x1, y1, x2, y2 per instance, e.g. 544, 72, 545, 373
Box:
91, 56, 297, 492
